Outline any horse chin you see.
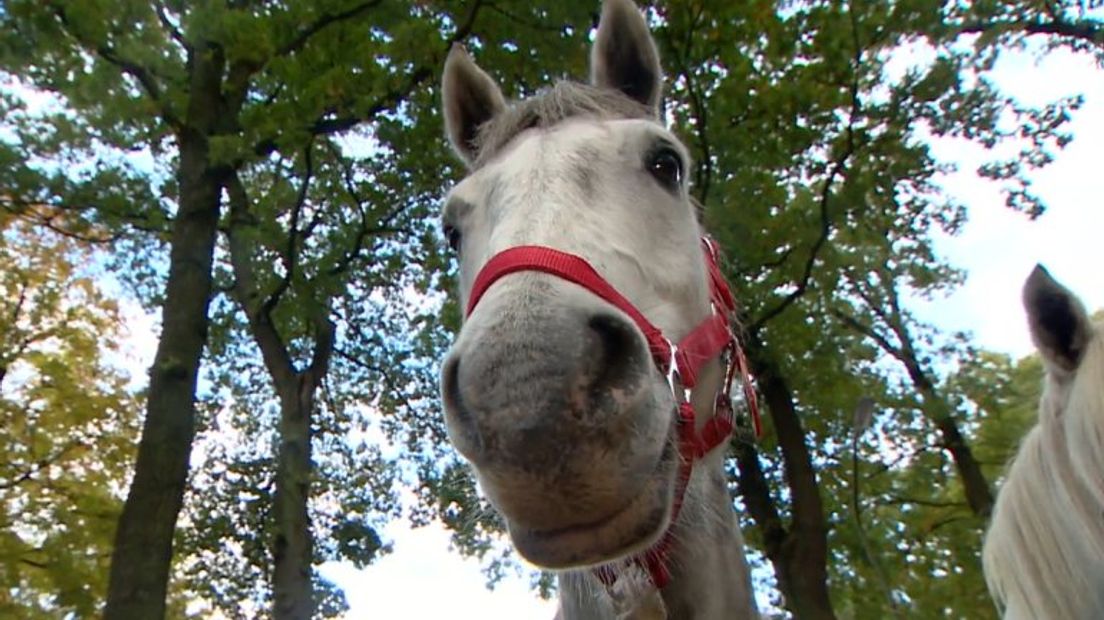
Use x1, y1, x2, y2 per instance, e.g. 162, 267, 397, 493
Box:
500, 417, 679, 569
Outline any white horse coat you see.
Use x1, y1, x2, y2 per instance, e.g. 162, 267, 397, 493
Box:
983, 266, 1104, 619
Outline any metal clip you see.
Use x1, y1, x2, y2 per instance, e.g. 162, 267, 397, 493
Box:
664, 339, 693, 404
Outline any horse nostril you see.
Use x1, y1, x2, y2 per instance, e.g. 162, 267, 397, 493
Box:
586, 313, 642, 397
589, 313, 633, 364
442, 354, 461, 410
441, 354, 482, 454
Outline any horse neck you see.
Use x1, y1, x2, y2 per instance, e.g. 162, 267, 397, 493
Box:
658, 450, 758, 619
984, 418, 1104, 619
656, 340, 759, 618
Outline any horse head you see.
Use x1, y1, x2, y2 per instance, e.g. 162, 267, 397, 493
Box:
438, 0, 719, 570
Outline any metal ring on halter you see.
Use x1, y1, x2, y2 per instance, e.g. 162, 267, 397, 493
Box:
664, 339, 693, 404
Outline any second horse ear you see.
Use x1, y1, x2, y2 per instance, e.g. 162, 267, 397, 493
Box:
443, 45, 506, 166
589, 0, 663, 114
1023, 264, 1092, 376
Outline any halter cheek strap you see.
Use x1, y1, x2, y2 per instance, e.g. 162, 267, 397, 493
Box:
465, 236, 761, 590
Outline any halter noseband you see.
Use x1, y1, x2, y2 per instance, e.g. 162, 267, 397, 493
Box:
465, 236, 760, 590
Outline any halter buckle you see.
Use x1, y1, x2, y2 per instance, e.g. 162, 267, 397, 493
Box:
664, 339, 693, 404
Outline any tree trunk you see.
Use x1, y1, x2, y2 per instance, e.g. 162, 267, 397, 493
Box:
834, 304, 996, 519
259, 317, 333, 620
103, 44, 227, 620
761, 367, 837, 620
736, 350, 837, 620
225, 172, 335, 619
272, 374, 316, 620
933, 414, 994, 517
901, 357, 995, 517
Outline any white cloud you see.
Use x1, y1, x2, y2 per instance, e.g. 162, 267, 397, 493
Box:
917, 47, 1104, 359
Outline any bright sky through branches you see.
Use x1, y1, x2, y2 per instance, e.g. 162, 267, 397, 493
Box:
332, 43, 1104, 620
104, 40, 1104, 620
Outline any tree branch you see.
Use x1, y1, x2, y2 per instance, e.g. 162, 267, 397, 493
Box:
307, 312, 335, 389
733, 441, 787, 557
277, 0, 386, 58
261, 145, 316, 318
880, 495, 968, 509
226, 172, 296, 385
53, 7, 182, 128
2, 278, 30, 342
333, 345, 424, 425
0, 442, 87, 491
251, 0, 486, 158
960, 18, 1103, 44
1, 193, 171, 240
0, 199, 138, 244
748, 6, 877, 339
757, 245, 796, 271
484, 2, 569, 33
19, 557, 50, 570
748, 68, 862, 335
833, 270, 994, 517
833, 309, 902, 360
323, 142, 410, 277
153, 1, 188, 51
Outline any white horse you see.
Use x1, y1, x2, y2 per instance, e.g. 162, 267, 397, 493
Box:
437, 0, 759, 618
983, 266, 1104, 619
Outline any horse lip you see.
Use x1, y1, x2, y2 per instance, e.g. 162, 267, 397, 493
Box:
504, 424, 678, 569
524, 495, 637, 541
507, 484, 669, 569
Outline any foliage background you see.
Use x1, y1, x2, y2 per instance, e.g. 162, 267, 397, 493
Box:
0, 0, 1102, 618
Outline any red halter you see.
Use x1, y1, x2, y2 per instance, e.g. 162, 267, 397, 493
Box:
465, 236, 761, 590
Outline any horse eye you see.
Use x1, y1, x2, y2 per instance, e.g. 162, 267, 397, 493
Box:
647, 148, 683, 190
443, 225, 462, 252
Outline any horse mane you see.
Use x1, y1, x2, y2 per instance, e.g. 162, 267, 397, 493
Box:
983, 319, 1104, 618
472, 81, 654, 168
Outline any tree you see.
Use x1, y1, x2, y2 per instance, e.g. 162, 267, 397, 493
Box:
0, 1, 453, 615
0, 214, 139, 618
1, 1, 600, 616
2, 0, 246, 613
1, 1, 1098, 618
945, 0, 1103, 217
649, 0, 1089, 616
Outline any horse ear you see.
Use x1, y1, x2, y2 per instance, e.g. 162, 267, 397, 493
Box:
1023, 265, 1091, 374
443, 45, 506, 166
590, 0, 663, 113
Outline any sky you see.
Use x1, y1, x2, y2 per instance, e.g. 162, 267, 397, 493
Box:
326, 45, 1104, 619
915, 47, 1104, 356
106, 39, 1104, 620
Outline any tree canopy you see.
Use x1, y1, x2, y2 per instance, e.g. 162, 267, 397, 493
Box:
0, 0, 1100, 618
0, 215, 139, 618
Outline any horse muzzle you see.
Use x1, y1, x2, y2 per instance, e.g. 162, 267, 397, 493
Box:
439, 277, 677, 565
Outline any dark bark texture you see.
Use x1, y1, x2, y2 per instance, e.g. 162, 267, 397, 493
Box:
736, 347, 838, 620
103, 43, 228, 620
226, 172, 336, 620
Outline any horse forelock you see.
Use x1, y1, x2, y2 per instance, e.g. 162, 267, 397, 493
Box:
472, 81, 655, 169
